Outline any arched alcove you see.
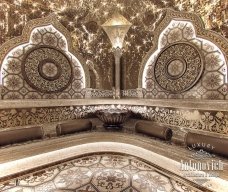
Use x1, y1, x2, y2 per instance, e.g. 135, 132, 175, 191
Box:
139, 9, 228, 100
0, 14, 90, 99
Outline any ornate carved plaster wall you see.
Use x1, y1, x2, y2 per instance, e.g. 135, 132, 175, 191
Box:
0, 153, 206, 192
0, 15, 90, 99
0, 0, 227, 90
0, 103, 227, 135
139, 9, 228, 100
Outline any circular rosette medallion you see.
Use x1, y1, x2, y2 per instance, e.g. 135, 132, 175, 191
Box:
154, 42, 204, 93
22, 46, 73, 93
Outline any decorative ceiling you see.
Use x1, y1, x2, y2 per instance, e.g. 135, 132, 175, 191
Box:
0, 153, 204, 192
0, 0, 227, 89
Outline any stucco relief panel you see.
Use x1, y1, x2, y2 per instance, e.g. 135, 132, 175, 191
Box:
0, 154, 200, 192
142, 20, 227, 100
0, 105, 227, 135
1, 25, 86, 99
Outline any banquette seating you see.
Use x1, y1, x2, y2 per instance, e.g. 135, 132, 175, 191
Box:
134, 120, 228, 157
0, 126, 44, 147
0, 119, 93, 147
56, 119, 92, 136
135, 120, 173, 141
185, 132, 228, 157
0, 118, 227, 158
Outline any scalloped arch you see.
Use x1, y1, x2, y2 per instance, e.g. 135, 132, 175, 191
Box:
0, 14, 90, 88
138, 9, 228, 100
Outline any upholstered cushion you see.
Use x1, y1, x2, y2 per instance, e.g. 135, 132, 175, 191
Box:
185, 132, 228, 157
56, 119, 92, 136
135, 120, 172, 140
0, 126, 44, 146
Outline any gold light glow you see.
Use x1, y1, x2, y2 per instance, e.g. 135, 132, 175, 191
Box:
101, 13, 132, 48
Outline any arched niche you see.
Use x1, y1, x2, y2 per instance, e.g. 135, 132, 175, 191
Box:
0, 14, 90, 99
139, 9, 228, 100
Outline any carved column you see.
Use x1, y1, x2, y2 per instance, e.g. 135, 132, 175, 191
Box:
114, 48, 122, 99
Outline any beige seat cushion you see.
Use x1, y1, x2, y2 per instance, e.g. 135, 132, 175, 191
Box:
0, 126, 44, 146
185, 132, 228, 157
56, 119, 92, 136
135, 120, 172, 140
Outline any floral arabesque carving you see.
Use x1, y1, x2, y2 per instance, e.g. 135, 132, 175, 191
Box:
154, 42, 204, 93
22, 46, 73, 93
0, 105, 227, 135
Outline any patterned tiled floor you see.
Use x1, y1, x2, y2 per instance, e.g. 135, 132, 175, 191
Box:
0, 154, 202, 192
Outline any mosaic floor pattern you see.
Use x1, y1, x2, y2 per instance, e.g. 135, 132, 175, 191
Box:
0, 154, 201, 192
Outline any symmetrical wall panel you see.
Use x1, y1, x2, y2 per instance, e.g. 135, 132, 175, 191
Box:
0, 104, 227, 135
0, 153, 204, 192
140, 10, 228, 100
0, 1, 227, 89
0, 15, 89, 99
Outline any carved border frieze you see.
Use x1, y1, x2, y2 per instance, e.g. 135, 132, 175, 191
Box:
0, 104, 227, 135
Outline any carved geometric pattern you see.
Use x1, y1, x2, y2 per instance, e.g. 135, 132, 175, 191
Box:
154, 42, 204, 93
141, 19, 227, 99
92, 169, 129, 191
22, 46, 73, 93
0, 105, 227, 135
1, 23, 86, 99
132, 170, 172, 191
0, 154, 203, 192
